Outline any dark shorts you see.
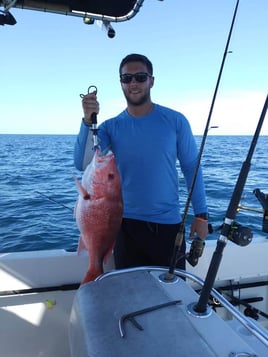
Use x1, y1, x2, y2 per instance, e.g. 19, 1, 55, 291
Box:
114, 218, 186, 270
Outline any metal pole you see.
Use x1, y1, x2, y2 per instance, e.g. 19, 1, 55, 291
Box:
194, 94, 268, 313
167, 0, 241, 277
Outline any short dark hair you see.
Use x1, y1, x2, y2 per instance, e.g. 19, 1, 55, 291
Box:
119, 54, 153, 75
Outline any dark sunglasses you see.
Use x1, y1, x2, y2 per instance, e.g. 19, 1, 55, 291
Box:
120, 72, 152, 84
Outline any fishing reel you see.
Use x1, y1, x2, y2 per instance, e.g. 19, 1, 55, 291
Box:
212, 221, 253, 247
186, 237, 205, 267
227, 221, 253, 246
186, 220, 253, 267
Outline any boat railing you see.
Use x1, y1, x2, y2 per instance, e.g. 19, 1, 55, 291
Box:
97, 266, 268, 348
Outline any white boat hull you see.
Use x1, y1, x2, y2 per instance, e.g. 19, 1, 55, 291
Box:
0, 235, 267, 356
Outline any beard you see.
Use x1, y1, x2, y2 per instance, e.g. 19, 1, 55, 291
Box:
123, 90, 151, 106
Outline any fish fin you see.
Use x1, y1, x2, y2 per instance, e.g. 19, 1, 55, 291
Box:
103, 242, 115, 264
77, 237, 86, 254
74, 176, 90, 200
73, 200, 77, 219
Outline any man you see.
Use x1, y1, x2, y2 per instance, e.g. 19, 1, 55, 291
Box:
74, 53, 208, 270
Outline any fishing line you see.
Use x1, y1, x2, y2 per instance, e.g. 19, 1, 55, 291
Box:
36, 191, 73, 212
36, 87, 99, 221
167, 0, 241, 279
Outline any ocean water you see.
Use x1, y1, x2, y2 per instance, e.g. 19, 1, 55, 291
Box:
0, 134, 267, 253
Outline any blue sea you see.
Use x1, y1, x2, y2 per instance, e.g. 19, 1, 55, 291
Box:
0, 134, 267, 253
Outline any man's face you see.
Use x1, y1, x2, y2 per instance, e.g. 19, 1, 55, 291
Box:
120, 61, 154, 106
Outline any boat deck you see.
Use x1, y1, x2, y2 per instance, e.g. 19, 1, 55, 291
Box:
0, 239, 267, 357
0, 289, 76, 357
1, 275, 267, 357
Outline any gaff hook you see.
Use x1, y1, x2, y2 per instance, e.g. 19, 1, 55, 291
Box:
80, 85, 98, 149
79, 85, 98, 98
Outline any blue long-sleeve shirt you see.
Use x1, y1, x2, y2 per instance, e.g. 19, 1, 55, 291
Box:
74, 104, 207, 224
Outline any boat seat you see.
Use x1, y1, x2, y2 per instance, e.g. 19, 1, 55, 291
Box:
69, 270, 217, 357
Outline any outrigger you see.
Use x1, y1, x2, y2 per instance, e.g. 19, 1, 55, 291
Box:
0, 0, 144, 37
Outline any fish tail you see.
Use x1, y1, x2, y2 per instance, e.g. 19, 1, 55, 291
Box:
81, 267, 103, 284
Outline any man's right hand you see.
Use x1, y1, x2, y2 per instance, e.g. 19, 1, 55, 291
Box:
82, 92, 99, 125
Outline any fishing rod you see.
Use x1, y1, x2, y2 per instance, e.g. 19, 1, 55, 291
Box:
166, 0, 241, 279
194, 93, 267, 314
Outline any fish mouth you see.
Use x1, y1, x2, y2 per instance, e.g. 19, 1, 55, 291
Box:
97, 148, 114, 158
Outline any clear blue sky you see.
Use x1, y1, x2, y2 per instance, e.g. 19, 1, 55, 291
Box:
1, 0, 267, 135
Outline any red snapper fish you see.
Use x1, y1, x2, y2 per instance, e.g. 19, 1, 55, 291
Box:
74, 148, 123, 284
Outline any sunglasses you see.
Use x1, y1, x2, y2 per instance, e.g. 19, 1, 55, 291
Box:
120, 72, 152, 84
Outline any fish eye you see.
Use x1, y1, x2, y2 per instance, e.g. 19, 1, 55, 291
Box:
108, 173, 114, 180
